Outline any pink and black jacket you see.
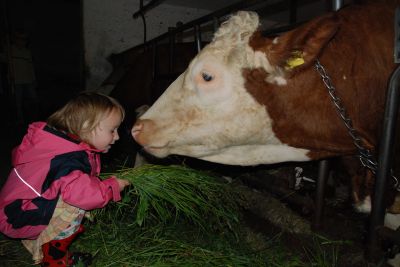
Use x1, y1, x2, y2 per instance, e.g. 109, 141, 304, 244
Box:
0, 122, 121, 239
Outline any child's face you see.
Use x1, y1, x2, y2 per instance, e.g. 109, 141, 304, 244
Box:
87, 108, 123, 153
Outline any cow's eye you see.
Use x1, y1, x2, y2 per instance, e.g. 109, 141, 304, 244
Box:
202, 72, 213, 82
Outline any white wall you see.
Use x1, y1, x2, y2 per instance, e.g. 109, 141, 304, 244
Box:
83, 0, 210, 91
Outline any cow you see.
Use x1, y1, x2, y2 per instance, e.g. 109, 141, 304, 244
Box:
131, 1, 399, 213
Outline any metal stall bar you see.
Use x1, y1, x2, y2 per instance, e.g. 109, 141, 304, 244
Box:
313, 159, 330, 230
366, 7, 400, 262
312, 0, 344, 231
367, 65, 400, 262
194, 24, 202, 53
132, 0, 164, 19
331, 0, 343, 11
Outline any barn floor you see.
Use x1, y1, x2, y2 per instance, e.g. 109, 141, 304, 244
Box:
0, 102, 394, 266
227, 162, 391, 267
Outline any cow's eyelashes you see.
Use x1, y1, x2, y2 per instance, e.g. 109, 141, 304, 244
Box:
202, 72, 213, 82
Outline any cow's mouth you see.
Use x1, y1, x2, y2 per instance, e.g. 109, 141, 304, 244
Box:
142, 144, 170, 157
143, 145, 164, 151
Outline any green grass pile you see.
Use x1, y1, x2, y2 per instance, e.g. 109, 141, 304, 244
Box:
79, 164, 269, 266
95, 164, 239, 229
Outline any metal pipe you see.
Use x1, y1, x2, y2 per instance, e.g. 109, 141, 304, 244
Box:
332, 0, 343, 11
213, 17, 219, 32
140, 12, 147, 44
366, 8, 400, 261
132, 0, 163, 19
313, 159, 330, 230
313, 0, 341, 231
367, 65, 400, 261
194, 25, 202, 53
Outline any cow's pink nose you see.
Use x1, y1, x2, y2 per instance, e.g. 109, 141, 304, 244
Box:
131, 119, 154, 145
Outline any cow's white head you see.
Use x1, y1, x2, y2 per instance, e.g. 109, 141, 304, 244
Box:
132, 11, 338, 166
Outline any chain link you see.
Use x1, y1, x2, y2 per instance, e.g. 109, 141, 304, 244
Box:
314, 60, 400, 191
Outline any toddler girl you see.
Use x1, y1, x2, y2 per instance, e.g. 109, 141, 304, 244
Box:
0, 92, 130, 266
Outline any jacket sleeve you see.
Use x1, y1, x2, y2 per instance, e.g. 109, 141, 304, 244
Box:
59, 170, 121, 210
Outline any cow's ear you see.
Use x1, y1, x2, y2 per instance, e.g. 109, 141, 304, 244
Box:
212, 11, 260, 49
269, 13, 339, 72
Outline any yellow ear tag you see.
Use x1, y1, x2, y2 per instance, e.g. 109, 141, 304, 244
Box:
285, 51, 305, 69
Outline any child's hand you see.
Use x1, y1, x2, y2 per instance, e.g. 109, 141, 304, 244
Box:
116, 178, 130, 191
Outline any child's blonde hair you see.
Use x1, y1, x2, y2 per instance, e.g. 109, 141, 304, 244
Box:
47, 92, 125, 142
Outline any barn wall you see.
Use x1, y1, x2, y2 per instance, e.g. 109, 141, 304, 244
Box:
83, 0, 210, 91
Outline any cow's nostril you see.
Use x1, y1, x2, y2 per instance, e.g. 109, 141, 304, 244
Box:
132, 122, 143, 131
131, 121, 143, 138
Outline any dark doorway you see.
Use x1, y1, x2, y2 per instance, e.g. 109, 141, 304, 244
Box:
0, 0, 84, 132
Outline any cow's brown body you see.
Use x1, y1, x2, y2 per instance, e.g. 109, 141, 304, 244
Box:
250, 2, 394, 159
132, 1, 399, 211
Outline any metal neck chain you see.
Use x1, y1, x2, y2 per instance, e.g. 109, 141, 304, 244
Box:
314, 60, 400, 191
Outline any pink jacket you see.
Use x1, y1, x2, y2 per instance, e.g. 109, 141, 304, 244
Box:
0, 122, 121, 239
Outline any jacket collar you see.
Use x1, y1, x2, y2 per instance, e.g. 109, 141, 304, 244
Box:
44, 125, 103, 153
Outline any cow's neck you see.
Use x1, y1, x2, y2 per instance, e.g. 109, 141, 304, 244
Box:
243, 64, 357, 159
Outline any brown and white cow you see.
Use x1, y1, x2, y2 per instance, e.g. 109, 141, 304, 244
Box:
132, 1, 399, 211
